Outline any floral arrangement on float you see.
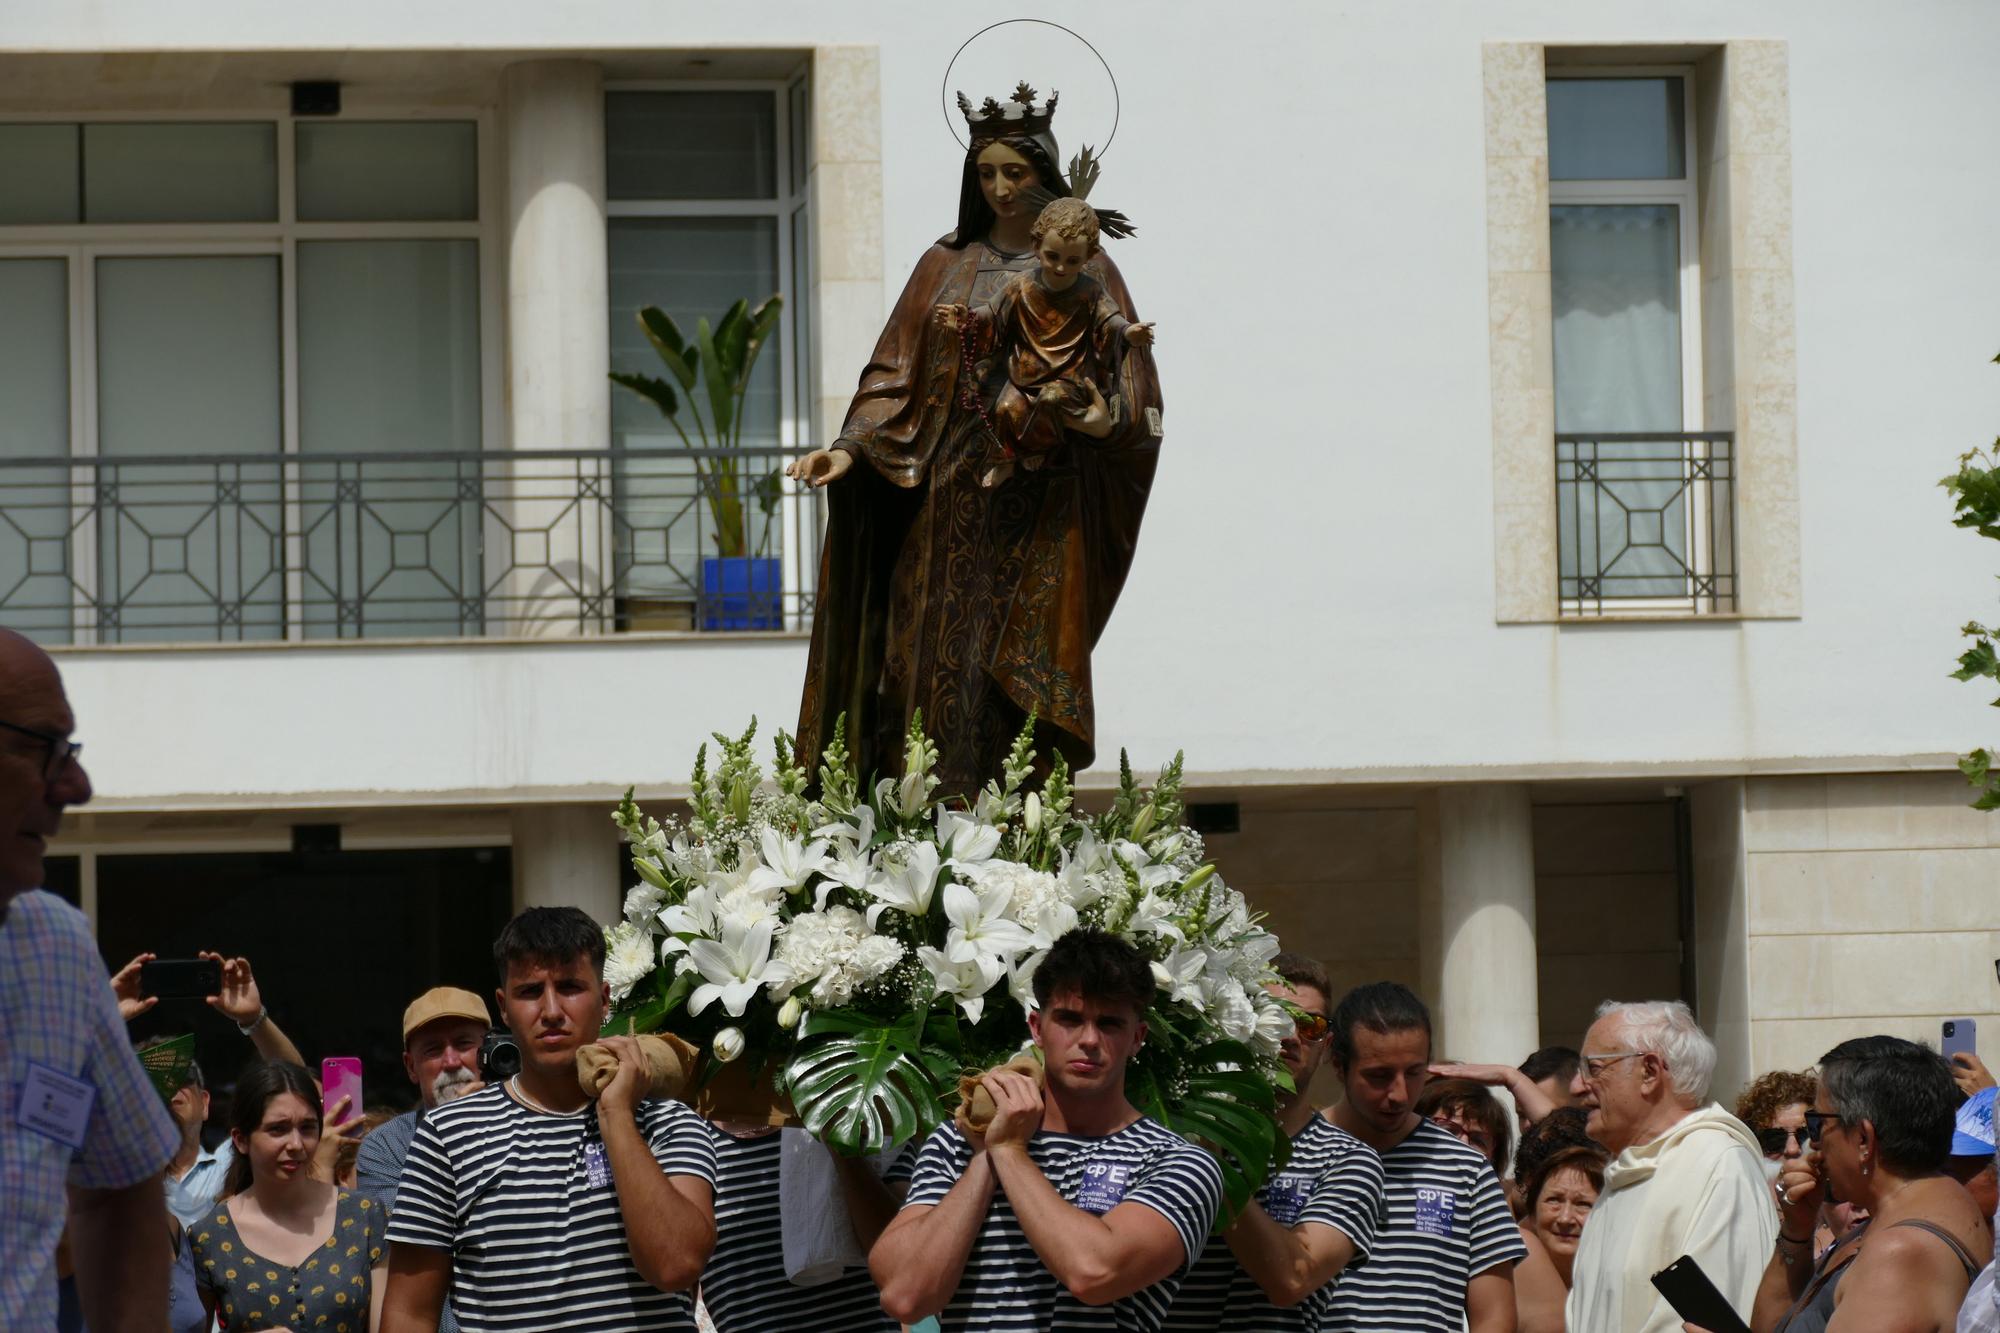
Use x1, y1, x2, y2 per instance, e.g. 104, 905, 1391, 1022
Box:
605, 714, 1293, 1213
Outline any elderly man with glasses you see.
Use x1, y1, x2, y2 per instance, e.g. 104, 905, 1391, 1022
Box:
0, 627, 181, 1331
1564, 998, 1775, 1332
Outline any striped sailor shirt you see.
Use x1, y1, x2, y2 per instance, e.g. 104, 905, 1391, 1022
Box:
1164, 1116, 1387, 1331
1318, 1118, 1527, 1332
386, 1082, 718, 1332
902, 1116, 1224, 1332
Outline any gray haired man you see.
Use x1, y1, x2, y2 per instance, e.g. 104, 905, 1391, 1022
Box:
1565, 999, 1775, 1333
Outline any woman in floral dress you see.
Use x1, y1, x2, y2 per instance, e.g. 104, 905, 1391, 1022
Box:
190, 1061, 386, 1331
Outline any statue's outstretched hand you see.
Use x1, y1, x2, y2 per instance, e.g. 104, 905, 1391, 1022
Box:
785, 449, 854, 488
1123, 321, 1156, 348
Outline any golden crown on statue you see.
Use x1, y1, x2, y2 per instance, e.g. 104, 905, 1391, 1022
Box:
955, 81, 1059, 139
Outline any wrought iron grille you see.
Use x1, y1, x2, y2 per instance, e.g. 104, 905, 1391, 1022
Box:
0, 448, 823, 644
1555, 432, 1736, 616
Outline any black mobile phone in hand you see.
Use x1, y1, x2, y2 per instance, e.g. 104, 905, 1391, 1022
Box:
140, 957, 223, 999
1651, 1255, 1752, 1333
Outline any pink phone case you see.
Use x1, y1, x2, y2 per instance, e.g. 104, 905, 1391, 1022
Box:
321, 1057, 363, 1122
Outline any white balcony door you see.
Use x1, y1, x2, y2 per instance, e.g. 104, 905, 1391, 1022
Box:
1548, 72, 1717, 613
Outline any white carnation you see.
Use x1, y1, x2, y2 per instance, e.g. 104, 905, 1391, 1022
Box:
603, 922, 656, 1004
775, 906, 907, 1008
622, 882, 667, 926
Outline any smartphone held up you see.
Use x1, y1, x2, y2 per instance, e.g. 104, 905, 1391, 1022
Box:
321, 1056, 364, 1123
139, 957, 222, 999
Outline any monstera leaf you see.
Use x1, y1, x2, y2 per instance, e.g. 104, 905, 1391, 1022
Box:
782, 1008, 958, 1156
1129, 1037, 1285, 1224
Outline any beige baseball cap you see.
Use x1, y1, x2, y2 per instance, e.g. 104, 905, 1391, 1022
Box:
400, 987, 491, 1043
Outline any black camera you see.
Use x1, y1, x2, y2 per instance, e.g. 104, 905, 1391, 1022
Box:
478, 1028, 520, 1082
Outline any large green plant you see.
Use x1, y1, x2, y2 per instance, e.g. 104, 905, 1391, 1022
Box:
1941, 351, 2000, 808
610, 296, 784, 559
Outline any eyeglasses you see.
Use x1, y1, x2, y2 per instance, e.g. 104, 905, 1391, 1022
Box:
1431, 1114, 1495, 1155
1757, 1125, 1806, 1156
1581, 1050, 1647, 1080
1802, 1110, 1845, 1146
1294, 1011, 1330, 1043
0, 719, 82, 781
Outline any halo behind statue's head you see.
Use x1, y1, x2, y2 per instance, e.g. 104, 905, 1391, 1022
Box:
941, 25, 1134, 245
940, 19, 1118, 157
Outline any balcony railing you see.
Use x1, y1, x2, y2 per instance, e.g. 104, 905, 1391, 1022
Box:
1555, 431, 1736, 616
0, 448, 824, 644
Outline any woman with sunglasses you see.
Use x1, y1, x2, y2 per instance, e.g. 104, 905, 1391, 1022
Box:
1736, 1070, 1818, 1171
1735, 1070, 1860, 1258
1687, 1035, 1990, 1333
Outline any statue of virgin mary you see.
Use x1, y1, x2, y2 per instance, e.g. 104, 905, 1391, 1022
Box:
786, 83, 1162, 796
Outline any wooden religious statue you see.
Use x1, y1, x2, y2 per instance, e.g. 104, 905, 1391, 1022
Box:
787, 82, 1164, 795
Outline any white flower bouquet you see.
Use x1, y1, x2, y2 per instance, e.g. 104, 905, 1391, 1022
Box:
607, 713, 1294, 1212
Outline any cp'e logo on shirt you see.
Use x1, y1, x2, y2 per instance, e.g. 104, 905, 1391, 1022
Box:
1412, 1186, 1457, 1238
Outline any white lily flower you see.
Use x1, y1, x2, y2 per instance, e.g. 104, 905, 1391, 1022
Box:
971, 787, 1010, 827
1008, 948, 1049, 1010
713, 1026, 746, 1062
812, 805, 876, 855
1023, 792, 1043, 835
937, 810, 1003, 867
918, 945, 1003, 1024
943, 880, 1037, 966
865, 841, 942, 925
1149, 946, 1208, 1010
1112, 839, 1179, 893
687, 917, 794, 1018
657, 885, 721, 953
1066, 827, 1113, 874
1124, 891, 1185, 943
746, 827, 832, 895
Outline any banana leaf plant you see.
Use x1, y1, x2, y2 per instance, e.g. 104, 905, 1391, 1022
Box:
610, 296, 785, 559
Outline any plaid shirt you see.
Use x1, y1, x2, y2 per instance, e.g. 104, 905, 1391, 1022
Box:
1, 890, 179, 1328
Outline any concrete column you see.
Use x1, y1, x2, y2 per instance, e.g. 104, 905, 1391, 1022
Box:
498, 60, 610, 633
1421, 785, 1541, 1064
511, 803, 621, 922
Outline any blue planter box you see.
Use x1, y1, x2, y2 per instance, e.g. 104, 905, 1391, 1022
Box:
701, 556, 782, 630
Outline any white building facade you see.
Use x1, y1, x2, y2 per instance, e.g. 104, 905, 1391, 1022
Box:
2, 0, 1995, 1104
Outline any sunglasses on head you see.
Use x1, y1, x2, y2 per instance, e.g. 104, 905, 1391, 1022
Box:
1756, 1125, 1805, 1155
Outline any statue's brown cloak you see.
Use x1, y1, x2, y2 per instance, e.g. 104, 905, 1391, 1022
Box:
795, 239, 1161, 795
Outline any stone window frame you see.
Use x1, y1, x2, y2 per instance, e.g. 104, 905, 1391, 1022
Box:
1485, 41, 1800, 623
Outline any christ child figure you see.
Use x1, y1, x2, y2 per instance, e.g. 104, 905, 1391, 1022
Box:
938, 196, 1156, 488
